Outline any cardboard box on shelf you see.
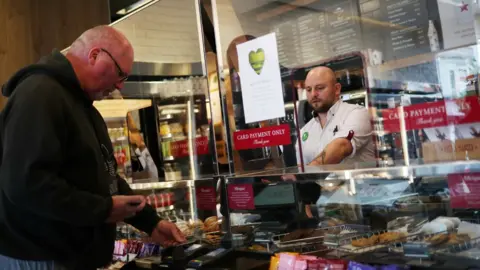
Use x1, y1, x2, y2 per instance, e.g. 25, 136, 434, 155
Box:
422, 138, 480, 163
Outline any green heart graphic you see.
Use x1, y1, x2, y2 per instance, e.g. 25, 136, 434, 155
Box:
249, 48, 265, 75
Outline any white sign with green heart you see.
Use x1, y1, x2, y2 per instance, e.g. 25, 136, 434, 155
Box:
249, 48, 265, 75
235, 32, 285, 124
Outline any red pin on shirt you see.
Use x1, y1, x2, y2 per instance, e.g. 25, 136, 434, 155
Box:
347, 130, 354, 141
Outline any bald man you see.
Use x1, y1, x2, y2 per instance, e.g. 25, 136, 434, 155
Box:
296, 67, 375, 166
0, 26, 185, 270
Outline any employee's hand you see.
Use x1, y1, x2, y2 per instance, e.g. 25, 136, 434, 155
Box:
106, 195, 146, 223
129, 132, 145, 149
151, 220, 187, 247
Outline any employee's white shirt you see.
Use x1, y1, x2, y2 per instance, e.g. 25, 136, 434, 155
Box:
295, 100, 375, 165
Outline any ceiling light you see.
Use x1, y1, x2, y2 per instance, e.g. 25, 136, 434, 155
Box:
116, 0, 154, 15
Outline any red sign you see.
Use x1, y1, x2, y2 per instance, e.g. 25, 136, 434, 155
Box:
382, 96, 480, 133
227, 184, 255, 210
170, 136, 209, 158
195, 186, 216, 210
447, 173, 480, 208
233, 124, 291, 150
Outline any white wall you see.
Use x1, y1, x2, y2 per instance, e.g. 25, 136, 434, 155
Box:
112, 0, 202, 63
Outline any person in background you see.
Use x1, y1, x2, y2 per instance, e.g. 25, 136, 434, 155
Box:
296, 66, 375, 166
127, 113, 159, 179
0, 25, 185, 270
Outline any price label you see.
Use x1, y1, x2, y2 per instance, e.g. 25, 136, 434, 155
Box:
403, 242, 431, 258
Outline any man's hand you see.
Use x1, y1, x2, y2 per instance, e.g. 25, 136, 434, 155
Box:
151, 220, 187, 247
106, 195, 146, 223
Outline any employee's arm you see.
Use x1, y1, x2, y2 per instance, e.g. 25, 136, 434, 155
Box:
309, 107, 372, 166
0, 81, 112, 226
309, 138, 353, 165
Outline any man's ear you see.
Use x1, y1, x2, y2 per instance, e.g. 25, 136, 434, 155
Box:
335, 82, 342, 98
87, 48, 100, 65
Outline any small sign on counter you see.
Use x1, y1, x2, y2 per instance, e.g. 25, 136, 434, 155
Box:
233, 124, 291, 150
227, 184, 255, 210
403, 242, 431, 258
170, 136, 209, 158
448, 173, 480, 209
195, 186, 217, 211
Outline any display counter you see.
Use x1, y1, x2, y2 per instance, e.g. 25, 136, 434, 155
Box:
94, 0, 480, 268
105, 161, 480, 269
218, 162, 480, 269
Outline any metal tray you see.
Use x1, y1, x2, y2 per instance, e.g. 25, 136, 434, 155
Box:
272, 224, 368, 248
436, 236, 480, 260
333, 229, 409, 254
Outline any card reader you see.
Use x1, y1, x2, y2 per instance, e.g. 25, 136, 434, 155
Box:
186, 248, 230, 269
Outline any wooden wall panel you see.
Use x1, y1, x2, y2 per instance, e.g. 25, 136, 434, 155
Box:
0, 0, 109, 108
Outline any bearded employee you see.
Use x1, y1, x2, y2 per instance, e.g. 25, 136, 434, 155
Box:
0, 26, 185, 270
296, 66, 375, 166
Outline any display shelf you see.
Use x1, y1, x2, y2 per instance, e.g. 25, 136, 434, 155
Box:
164, 156, 175, 161
372, 52, 436, 73
159, 134, 185, 141
156, 205, 175, 213
111, 136, 128, 143
129, 180, 194, 190
228, 160, 480, 183
158, 114, 174, 121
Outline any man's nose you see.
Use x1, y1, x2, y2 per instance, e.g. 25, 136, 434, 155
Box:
311, 88, 321, 98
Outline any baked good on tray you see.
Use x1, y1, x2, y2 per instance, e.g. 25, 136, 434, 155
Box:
425, 233, 471, 247
445, 233, 470, 245
425, 233, 449, 246
203, 216, 219, 232
378, 232, 407, 244
351, 235, 379, 247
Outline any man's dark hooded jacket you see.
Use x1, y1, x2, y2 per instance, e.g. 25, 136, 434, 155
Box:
0, 50, 160, 269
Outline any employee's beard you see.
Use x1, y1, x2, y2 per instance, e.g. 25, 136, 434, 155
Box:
311, 101, 333, 114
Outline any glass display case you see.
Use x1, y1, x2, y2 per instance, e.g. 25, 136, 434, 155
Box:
217, 162, 480, 269
96, 0, 480, 269
209, 0, 480, 173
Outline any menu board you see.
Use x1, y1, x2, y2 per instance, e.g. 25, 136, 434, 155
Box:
273, 0, 361, 67
360, 0, 431, 61
382, 0, 431, 60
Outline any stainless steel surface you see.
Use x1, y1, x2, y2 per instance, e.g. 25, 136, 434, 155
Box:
272, 224, 367, 248
129, 180, 194, 190
130, 61, 203, 77
226, 160, 480, 182
129, 177, 215, 190
120, 78, 206, 98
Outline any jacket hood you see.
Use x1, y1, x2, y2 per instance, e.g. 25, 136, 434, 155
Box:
2, 50, 89, 103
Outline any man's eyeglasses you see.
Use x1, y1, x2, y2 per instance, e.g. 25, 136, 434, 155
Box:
100, 48, 129, 81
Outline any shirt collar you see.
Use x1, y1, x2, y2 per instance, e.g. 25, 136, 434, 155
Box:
314, 100, 343, 122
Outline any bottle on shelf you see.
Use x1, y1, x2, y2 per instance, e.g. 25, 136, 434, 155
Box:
164, 163, 174, 181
